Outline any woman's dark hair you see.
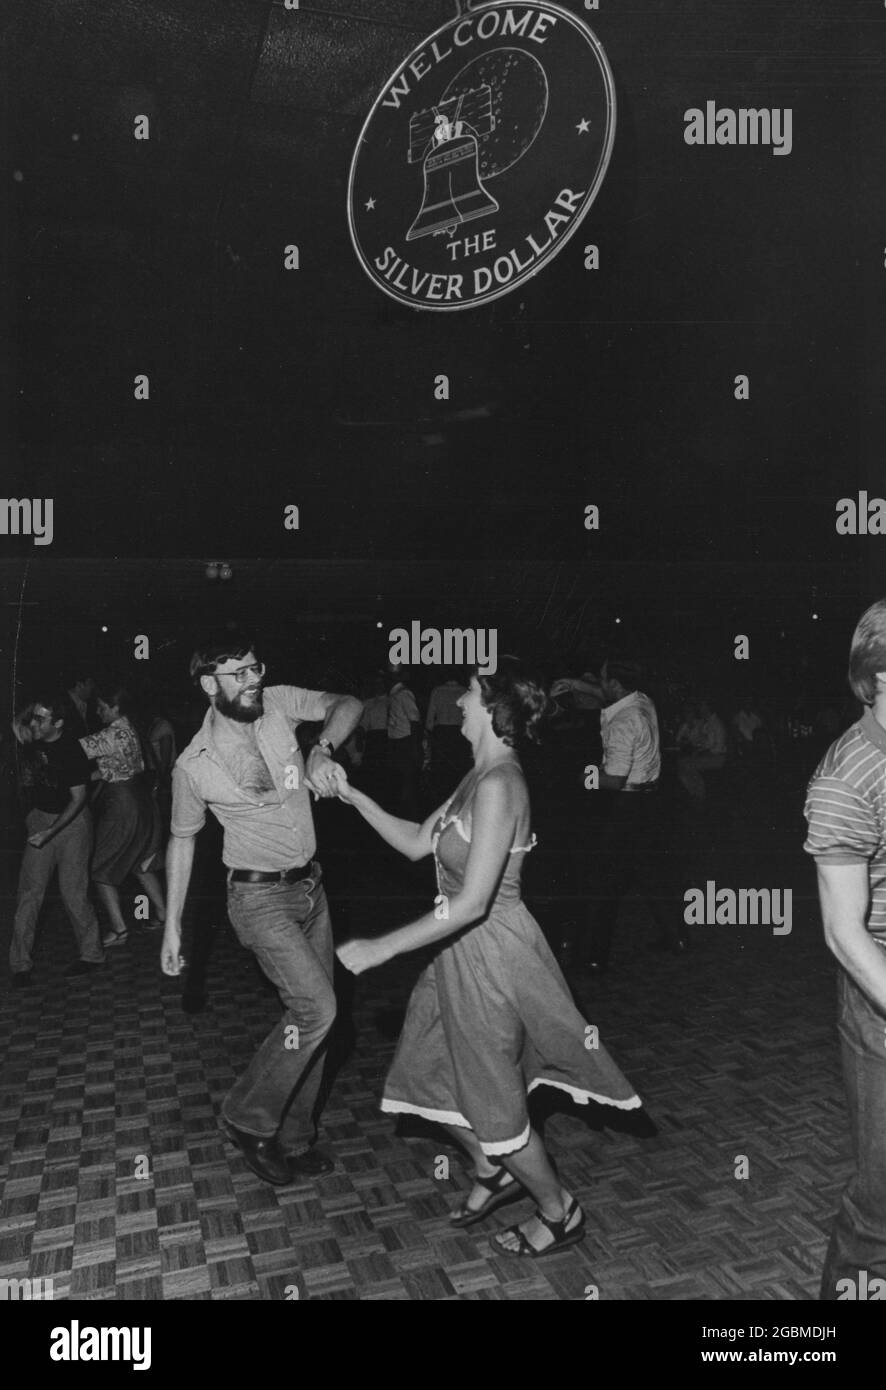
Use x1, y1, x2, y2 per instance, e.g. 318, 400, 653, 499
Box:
475, 657, 552, 746
95, 682, 137, 717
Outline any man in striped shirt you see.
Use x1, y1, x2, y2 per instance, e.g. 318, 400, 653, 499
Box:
804, 598, 886, 1300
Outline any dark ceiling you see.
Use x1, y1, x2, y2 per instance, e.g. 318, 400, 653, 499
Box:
2, 1, 885, 679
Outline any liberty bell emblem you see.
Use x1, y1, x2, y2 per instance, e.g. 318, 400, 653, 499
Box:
406, 87, 498, 241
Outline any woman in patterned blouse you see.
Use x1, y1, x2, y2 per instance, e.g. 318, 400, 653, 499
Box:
80, 683, 166, 946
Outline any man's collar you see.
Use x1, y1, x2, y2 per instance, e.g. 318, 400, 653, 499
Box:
194, 704, 219, 754
861, 705, 886, 755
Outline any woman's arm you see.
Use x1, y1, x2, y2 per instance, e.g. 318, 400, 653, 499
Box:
337, 774, 518, 973
80, 727, 111, 759
334, 769, 449, 861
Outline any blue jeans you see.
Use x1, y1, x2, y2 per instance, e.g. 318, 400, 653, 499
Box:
222, 864, 336, 1153
820, 968, 886, 1299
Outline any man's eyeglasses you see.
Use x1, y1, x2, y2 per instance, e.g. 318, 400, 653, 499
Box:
217, 662, 265, 686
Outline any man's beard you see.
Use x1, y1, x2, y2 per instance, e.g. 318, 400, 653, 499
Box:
215, 687, 264, 723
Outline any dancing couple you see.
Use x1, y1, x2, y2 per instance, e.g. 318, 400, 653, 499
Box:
160, 638, 640, 1255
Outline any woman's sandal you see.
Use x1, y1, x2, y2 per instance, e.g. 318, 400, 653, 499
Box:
449, 1165, 522, 1229
492, 1197, 586, 1258
101, 928, 129, 948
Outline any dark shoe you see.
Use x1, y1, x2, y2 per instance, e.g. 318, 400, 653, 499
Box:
101, 927, 128, 948
286, 1146, 335, 1178
12, 972, 34, 989
221, 1122, 292, 1185
65, 959, 104, 976
493, 1197, 586, 1259
450, 1164, 522, 1228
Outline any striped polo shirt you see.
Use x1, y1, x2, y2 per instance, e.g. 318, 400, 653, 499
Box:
803, 707, 886, 942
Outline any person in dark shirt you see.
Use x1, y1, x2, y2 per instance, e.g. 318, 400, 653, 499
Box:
63, 670, 102, 737
9, 694, 105, 985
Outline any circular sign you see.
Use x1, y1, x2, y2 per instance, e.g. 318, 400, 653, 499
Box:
347, 1, 616, 311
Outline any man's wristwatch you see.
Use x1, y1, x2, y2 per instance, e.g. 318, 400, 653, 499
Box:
317, 737, 334, 757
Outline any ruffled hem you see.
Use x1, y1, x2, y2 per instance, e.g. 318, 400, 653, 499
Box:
480, 1124, 531, 1156
380, 1099, 470, 1128
381, 1074, 642, 1153
527, 1077, 643, 1110
380, 1098, 531, 1156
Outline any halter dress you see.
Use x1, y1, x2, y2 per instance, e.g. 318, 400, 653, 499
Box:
381, 765, 642, 1155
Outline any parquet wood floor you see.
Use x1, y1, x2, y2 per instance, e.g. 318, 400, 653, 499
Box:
0, 845, 841, 1301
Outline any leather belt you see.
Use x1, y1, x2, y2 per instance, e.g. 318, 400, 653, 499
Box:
620, 781, 658, 793
230, 862, 315, 884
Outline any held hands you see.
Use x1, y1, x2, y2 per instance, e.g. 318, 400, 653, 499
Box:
302, 753, 359, 803
327, 761, 359, 804
304, 746, 340, 799
336, 938, 391, 976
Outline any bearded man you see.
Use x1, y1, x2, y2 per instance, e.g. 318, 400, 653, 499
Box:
161, 634, 361, 1185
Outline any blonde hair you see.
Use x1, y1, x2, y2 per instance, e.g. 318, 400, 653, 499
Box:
848, 599, 886, 705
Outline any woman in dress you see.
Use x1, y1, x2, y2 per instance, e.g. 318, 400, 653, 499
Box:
80, 683, 166, 946
334, 659, 642, 1258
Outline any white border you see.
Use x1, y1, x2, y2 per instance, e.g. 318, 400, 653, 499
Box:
346, 1, 617, 313
381, 1077, 642, 1154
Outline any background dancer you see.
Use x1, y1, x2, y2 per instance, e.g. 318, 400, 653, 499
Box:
80, 682, 166, 946
9, 695, 105, 985
804, 599, 886, 1299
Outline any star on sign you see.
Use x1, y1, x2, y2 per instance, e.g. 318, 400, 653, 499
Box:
576, 118, 591, 134
365, 196, 376, 211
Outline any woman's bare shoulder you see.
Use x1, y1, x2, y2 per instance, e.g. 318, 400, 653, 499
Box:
476, 761, 528, 805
